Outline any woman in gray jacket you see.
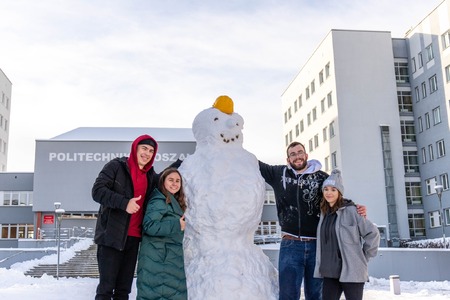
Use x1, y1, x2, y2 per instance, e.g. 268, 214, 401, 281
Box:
314, 169, 380, 300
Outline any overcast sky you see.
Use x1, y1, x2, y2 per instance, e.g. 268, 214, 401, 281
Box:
0, 0, 443, 172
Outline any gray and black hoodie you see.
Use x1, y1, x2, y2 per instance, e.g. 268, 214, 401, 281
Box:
258, 159, 328, 238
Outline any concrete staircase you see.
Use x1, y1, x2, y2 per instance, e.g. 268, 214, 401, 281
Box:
25, 243, 99, 278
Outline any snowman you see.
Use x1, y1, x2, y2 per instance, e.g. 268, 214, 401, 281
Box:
179, 96, 278, 300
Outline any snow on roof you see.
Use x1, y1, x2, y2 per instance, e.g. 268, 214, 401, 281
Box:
45, 127, 195, 142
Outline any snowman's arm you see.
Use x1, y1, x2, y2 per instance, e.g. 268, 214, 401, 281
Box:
142, 198, 182, 237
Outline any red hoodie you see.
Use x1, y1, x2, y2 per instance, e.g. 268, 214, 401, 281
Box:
127, 134, 158, 237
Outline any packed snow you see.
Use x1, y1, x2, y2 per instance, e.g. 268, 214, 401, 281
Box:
0, 239, 449, 299
178, 99, 278, 299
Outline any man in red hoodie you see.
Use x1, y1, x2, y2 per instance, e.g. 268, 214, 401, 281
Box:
92, 134, 158, 300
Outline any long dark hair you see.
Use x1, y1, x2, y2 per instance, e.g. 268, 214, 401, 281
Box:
320, 190, 344, 214
158, 168, 187, 212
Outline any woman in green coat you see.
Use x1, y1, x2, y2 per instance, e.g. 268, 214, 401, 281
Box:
137, 168, 187, 300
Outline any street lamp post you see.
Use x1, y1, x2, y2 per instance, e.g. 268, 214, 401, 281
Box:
54, 202, 65, 280
434, 185, 446, 248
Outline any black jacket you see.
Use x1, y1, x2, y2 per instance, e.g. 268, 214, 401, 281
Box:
92, 157, 157, 251
259, 160, 328, 238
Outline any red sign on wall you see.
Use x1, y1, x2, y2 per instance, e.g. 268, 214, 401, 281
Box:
43, 215, 55, 224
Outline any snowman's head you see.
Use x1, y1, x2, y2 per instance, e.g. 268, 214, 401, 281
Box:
192, 96, 244, 148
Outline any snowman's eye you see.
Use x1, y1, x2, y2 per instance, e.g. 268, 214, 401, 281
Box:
214, 117, 219, 121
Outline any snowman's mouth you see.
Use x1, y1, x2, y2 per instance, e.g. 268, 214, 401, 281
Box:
220, 134, 240, 143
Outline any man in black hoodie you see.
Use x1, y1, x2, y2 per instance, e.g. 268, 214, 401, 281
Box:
259, 141, 366, 300
92, 134, 158, 300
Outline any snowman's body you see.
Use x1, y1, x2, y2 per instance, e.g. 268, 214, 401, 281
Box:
179, 105, 278, 300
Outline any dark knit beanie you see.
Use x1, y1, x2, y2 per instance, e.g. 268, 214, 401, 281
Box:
138, 138, 156, 148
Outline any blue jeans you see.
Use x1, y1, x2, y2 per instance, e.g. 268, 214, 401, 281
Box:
278, 239, 323, 300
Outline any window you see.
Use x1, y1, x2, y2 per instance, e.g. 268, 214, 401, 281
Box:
324, 156, 330, 172
312, 107, 317, 121
421, 82, 427, 98
446, 65, 450, 82
415, 86, 420, 102
411, 57, 417, 73
1, 224, 34, 239
433, 107, 441, 125
314, 134, 319, 148
400, 120, 416, 142
307, 113, 311, 125
311, 80, 315, 94
288, 107, 292, 120
426, 177, 437, 195
327, 92, 333, 107
294, 100, 298, 112
321, 98, 325, 113
264, 190, 276, 205
437, 140, 446, 158
418, 52, 423, 68
408, 213, 425, 237
405, 182, 422, 205
284, 112, 288, 123
425, 113, 431, 129
325, 63, 330, 78
398, 91, 413, 112
295, 124, 299, 137
255, 221, 279, 236
285, 134, 288, 146
289, 130, 292, 143
394, 62, 409, 83
329, 121, 335, 138
331, 152, 337, 168
403, 150, 419, 173
308, 139, 313, 152
418, 116, 423, 133
429, 75, 438, 93
421, 147, 426, 164
323, 127, 328, 142
300, 120, 304, 133
442, 30, 450, 49
298, 95, 303, 108
1, 192, 33, 206
426, 44, 434, 61
429, 144, 434, 161
440, 173, 449, 190
319, 70, 324, 84
306, 87, 310, 99
429, 210, 441, 228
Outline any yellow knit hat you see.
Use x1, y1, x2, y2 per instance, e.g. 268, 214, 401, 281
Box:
212, 95, 234, 114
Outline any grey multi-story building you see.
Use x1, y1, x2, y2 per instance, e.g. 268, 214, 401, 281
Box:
0, 127, 197, 247
0, 68, 11, 172
0, 126, 279, 248
405, 0, 450, 240
282, 1, 450, 243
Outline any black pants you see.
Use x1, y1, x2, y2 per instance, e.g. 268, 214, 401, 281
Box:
322, 277, 364, 300
95, 236, 140, 300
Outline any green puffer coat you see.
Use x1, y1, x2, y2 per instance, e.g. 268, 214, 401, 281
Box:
136, 188, 187, 300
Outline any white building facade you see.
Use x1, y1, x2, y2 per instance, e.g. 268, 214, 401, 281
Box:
282, 30, 408, 245
282, 0, 450, 243
0, 68, 11, 172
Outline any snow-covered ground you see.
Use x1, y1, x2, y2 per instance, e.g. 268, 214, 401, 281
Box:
0, 239, 449, 299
